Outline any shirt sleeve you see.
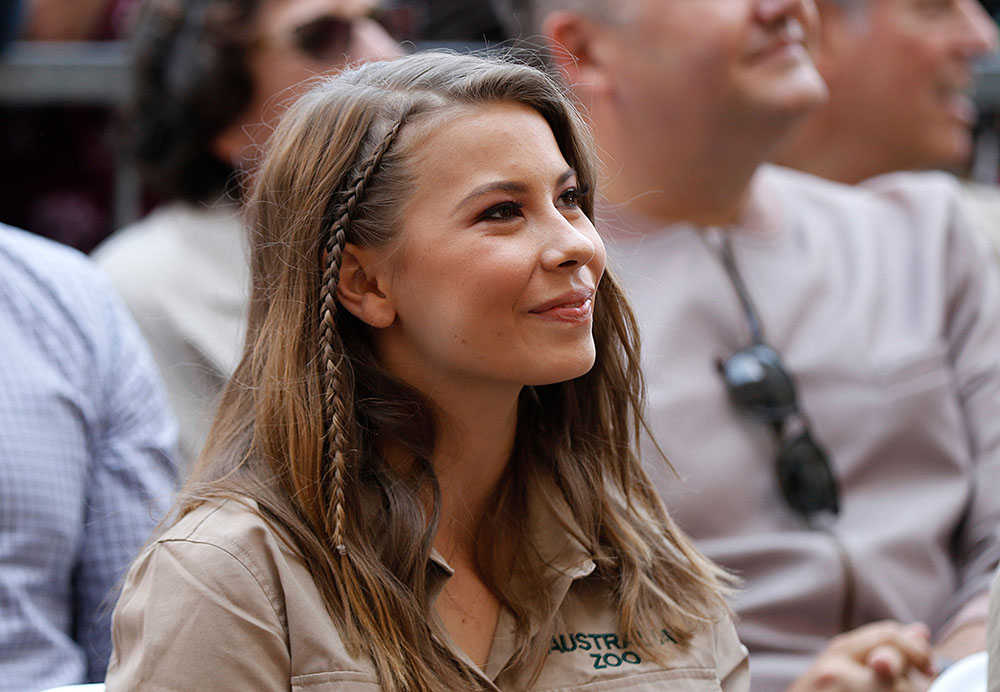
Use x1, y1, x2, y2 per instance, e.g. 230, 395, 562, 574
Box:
106, 536, 291, 692
74, 278, 180, 682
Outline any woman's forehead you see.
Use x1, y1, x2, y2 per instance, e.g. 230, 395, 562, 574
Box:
404, 102, 567, 189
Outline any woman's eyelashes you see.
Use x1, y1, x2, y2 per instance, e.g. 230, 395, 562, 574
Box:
474, 183, 590, 223
478, 200, 524, 222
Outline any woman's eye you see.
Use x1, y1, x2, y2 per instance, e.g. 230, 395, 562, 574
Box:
559, 184, 590, 209
478, 201, 524, 221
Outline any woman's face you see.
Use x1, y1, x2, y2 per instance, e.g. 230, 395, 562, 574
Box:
356, 102, 606, 401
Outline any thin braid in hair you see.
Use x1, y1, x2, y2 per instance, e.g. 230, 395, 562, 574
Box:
319, 115, 408, 555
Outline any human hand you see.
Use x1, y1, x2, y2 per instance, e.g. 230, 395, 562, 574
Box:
785, 621, 935, 692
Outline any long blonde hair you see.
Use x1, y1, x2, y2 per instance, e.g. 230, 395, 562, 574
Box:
180, 52, 731, 691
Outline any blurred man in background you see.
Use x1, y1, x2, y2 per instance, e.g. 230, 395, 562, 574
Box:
776, 0, 997, 183
497, 0, 1000, 690
775, 0, 1000, 256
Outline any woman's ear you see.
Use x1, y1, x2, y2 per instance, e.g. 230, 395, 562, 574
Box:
336, 243, 396, 328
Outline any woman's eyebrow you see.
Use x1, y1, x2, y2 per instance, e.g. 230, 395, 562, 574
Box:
555, 168, 577, 187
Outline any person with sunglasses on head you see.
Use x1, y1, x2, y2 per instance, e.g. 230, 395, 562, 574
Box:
496, 0, 1000, 690
94, 0, 401, 469
105, 51, 749, 691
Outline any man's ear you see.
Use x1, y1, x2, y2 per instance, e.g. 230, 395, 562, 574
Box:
544, 10, 615, 100
335, 243, 396, 328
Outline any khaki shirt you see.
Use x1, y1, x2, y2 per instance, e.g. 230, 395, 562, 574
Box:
107, 490, 748, 691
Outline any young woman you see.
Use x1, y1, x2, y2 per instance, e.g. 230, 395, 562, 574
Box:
106, 52, 748, 691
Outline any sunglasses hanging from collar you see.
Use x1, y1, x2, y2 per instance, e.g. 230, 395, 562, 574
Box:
712, 231, 840, 519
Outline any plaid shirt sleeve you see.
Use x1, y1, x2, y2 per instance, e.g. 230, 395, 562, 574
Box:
0, 225, 178, 691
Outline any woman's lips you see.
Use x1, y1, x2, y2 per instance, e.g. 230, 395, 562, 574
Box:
529, 290, 595, 322
532, 298, 594, 322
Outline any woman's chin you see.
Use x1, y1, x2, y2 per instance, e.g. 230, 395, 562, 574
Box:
528, 350, 597, 387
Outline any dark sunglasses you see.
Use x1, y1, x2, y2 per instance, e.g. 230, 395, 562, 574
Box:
261, 6, 414, 62
714, 234, 840, 518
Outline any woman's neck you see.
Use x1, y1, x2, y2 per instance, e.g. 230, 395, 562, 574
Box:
383, 384, 520, 561
431, 390, 518, 561
374, 385, 518, 668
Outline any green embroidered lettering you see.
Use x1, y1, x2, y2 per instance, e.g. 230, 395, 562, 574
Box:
557, 634, 576, 653
622, 651, 641, 664
547, 629, 669, 661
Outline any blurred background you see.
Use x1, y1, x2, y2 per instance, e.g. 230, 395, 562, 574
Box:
1, 0, 999, 254
0, 0, 505, 252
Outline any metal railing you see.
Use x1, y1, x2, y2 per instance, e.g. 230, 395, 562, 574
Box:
0, 41, 136, 228
7, 41, 1000, 105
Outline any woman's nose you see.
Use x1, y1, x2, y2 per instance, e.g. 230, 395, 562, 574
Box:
540, 216, 601, 272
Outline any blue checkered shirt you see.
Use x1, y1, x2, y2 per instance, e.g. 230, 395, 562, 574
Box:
0, 224, 178, 691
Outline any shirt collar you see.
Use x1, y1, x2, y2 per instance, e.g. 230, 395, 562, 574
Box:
425, 477, 596, 597
425, 476, 597, 684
